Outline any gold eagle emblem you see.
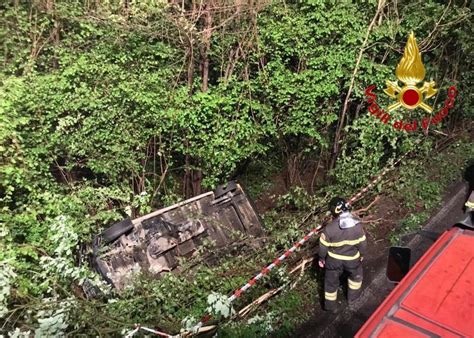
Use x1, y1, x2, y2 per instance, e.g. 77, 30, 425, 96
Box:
384, 32, 437, 112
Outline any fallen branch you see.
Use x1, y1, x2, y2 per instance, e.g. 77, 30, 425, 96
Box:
289, 257, 314, 275
352, 196, 380, 216
430, 129, 449, 136
361, 217, 383, 224
330, 0, 387, 169
237, 256, 315, 319
237, 286, 284, 318
290, 257, 314, 290
180, 324, 218, 338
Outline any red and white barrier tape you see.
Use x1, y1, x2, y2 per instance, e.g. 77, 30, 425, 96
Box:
125, 140, 420, 337
227, 224, 323, 303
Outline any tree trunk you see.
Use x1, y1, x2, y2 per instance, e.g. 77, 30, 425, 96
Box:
201, 4, 212, 92
187, 45, 194, 93
187, 2, 213, 195
328, 0, 386, 170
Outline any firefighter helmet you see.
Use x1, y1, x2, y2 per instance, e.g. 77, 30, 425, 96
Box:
329, 197, 349, 217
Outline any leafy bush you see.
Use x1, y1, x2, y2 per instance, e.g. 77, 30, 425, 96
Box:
389, 137, 474, 244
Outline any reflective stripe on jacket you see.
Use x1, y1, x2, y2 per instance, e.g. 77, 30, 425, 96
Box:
466, 191, 474, 209
319, 213, 367, 261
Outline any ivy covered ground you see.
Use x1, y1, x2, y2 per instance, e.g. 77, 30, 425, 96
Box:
1, 0, 473, 336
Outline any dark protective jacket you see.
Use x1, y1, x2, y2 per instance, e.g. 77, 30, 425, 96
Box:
319, 212, 367, 262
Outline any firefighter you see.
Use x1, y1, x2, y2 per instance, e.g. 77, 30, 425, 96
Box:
466, 191, 474, 211
318, 197, 367, 311
459, 190, 474, 228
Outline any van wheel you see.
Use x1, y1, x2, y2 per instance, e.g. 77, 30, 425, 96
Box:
214, 181, 238, 199
102, 218, 134, 243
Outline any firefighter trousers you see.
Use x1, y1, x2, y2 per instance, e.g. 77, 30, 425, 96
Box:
324, 256, 363, 311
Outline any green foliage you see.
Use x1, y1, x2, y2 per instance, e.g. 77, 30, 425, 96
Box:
332, 114, 403, 190
0, 257, 16, 318
255, 1, 373, 166
180, 83, 274, 187
35, 299, 74, 337
278, 186, 315, 211
389, 137, 474, 244
219, 313, 276, 338
217, 285, 312, 337
396, 159, 442, 211
239, 153, 282, 199
207, 292, 235, 319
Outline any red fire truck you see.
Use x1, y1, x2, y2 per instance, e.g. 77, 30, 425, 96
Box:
356, 224, 474, 337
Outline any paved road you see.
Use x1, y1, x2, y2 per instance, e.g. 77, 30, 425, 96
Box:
291, 180, 469, 338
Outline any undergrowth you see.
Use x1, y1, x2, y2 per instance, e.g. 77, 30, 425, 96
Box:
388, 136, 474, 244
